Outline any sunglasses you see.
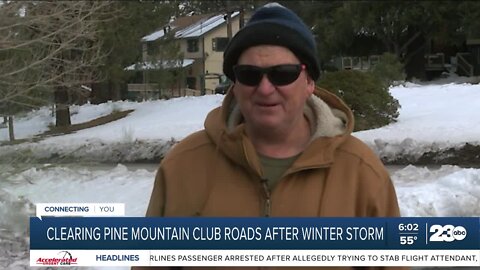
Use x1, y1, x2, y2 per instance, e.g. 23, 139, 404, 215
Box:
232, 64, 305, 86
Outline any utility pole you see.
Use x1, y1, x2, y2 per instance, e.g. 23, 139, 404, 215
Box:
226, 1, 233, 40
239, 4, 245, 29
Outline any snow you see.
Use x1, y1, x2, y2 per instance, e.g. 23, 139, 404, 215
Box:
44, 95, 223, 143
0, 102, 121, 141
0, 77, 480, 269
176, 12, 239, 38
2, 80, 479, 163
354, 82, 480, 161
141, 28, 169, 42
124, 58, 194, 71
358, 83, 480, 143
393, 165, 480, 217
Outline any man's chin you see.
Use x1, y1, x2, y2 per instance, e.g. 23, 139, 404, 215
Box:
250, 118, 283, 131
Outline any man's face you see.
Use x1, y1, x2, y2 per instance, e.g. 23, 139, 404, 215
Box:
232, 45, 315, 132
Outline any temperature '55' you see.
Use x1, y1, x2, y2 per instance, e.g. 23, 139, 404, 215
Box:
400, 235, 417, 245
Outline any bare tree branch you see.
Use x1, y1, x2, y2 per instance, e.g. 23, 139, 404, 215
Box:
0, 0, 118, 119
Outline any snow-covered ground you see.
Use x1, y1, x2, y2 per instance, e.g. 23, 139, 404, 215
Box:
0, 78, 479, 269
1, 79, 479, 163
355, 82, 480, 162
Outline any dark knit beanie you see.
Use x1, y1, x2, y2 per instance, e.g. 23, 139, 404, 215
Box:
223, 3, 320, 82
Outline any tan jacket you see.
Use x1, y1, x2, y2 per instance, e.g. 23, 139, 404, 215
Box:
135, 87, 404, 270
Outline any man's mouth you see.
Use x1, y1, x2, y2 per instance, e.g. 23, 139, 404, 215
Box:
256, 102, 278, 107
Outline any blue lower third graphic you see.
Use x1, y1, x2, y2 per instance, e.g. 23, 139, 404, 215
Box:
30, 217, 480, 250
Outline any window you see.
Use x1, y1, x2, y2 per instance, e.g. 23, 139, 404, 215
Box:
187, 39, 199, 52
186, 77, 196, 89
212, 37, 229, 52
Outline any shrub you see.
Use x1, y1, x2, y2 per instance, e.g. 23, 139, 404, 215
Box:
370, 53, 406, 87
318, 70, 400, 131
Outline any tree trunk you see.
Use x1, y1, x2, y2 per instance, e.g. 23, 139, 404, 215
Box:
8, 116, 14, 141
109, 80, 121, 101
55, 86, 71, 127
91, 82, 110, 104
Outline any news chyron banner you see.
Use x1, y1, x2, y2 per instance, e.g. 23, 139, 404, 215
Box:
31, 204, 480, 267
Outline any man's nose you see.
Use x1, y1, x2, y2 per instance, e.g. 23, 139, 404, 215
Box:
256, 74, 276, 95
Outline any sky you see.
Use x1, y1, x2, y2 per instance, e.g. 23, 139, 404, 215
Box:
0, 76, 479, 269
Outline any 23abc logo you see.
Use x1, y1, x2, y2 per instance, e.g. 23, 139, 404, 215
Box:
429, 224, 467, 242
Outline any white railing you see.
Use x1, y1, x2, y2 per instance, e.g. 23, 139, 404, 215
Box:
456, 53, 474, 77
425, 53, 445, 71
127, 84, 214, 99
340, 55, 380, 70
127, 83, 158, 92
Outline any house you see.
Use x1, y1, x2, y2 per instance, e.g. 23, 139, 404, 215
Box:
457, 38, 480, 77
327, 32, 480, 80
127, 11, 247, 99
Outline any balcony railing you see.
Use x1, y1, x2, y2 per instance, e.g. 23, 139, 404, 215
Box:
425, 53, 446, 71
338, 55, 380, 71
127, 84, 214, 100
456, 53, 474, 77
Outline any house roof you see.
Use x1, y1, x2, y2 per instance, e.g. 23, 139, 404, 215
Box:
142, 11, 240, 42
125, 59, 194, 71
142, 14, 209, 42
466, 38, 480, 46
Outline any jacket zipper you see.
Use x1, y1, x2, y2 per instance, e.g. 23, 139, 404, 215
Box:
241, 139, 271, 217
259, 164, 331, 217
260, 177, 271, 217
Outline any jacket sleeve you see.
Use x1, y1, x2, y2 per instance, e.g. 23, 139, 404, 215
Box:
146, 165, 167, 217
131, 167, 174, 270
373, 174, 402, 217
373, 177, 410, 270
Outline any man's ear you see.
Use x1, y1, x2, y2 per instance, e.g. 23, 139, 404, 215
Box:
306, 75, 315, 95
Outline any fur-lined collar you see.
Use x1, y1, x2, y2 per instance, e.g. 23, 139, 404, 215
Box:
226, 94, 347, 140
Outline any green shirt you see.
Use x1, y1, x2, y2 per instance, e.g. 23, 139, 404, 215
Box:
259, 154, 300, 190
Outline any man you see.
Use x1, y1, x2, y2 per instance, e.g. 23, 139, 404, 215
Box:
135, 3, 403, 270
